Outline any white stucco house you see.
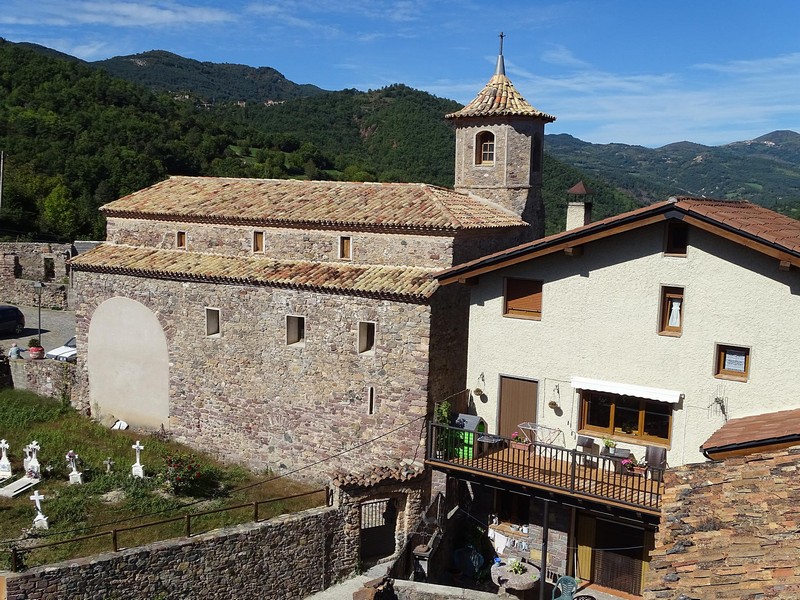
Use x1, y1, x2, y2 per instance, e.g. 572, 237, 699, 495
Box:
427, 196, 800, 595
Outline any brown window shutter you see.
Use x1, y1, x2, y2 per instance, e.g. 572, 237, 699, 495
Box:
505, 279, 542, 318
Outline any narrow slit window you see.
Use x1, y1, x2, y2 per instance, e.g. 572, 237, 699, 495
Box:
358, 321, 376, 354
205, 308, 221, 337
339, 236, 352, 260
176, 231, 187, 249
367, 387, 375, 415
659, 286, 684, 335
253, 231, 265, 253
287, 315, 305, 346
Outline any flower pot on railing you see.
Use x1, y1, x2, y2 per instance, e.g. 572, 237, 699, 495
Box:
510, 441, 531, 452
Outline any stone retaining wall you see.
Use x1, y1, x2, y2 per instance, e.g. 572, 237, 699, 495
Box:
4, 358, 75, 405
0, 504, 356, 600
645, 447, 800, 599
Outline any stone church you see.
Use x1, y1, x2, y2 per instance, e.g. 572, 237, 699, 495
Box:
69, 46, 555, 480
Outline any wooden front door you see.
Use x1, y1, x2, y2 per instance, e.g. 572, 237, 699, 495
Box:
498, 376, 538, 437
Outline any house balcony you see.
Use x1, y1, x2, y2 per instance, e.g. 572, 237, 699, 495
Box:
426, 423, 664, 516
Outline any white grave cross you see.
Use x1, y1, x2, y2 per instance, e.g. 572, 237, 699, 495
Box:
27, 441, 41, 478
65, 450, 83, 485
30, 490, 48, 529
0, 439, 11, 480
131, 440, 144, 478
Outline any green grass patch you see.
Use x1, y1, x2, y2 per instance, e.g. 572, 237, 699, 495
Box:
0, 390, 324, 570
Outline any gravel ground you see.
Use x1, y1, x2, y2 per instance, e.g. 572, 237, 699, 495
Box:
0, 303, 76, 353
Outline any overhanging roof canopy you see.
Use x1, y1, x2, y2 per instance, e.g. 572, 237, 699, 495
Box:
571, 376, 683, 404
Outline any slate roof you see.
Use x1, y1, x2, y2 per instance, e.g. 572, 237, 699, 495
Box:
445, 72, 556, 121
700, 408, 800, 455
70, 244, 439, 302
100, 176, 526, 232
438, 196, 800, 283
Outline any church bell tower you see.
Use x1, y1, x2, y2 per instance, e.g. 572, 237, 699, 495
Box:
446, 35, 556, 239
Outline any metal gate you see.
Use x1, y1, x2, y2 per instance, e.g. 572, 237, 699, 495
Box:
360, 498, 397, 562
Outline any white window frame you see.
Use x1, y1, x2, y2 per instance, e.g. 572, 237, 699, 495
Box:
205, 307, 221, 337
286, 315, 306, 346
339, 235, 352, 261
358, 321, 376, 354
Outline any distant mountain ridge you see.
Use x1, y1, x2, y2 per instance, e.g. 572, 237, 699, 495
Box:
545, 130, 800, 216
93, 50, 328, 102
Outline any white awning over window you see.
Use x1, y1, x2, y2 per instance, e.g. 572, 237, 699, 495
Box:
570, 376, 683, 404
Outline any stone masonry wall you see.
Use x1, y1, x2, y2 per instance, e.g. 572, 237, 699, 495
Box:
0, 243, 71, 282
0, 505, 356, 600
645, 447, 800, 599
5, 358, 75, 404
73, 271, 437, 481
106, 217, 458, 269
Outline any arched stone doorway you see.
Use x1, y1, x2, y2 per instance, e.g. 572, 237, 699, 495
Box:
88, 297, 169, 428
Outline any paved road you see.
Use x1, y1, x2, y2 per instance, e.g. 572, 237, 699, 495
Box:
0, 304, 76, 353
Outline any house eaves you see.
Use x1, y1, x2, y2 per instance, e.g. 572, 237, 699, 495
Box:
437, 197, 800, 285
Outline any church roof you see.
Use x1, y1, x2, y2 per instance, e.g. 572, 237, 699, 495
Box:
445, 72, 556, 121
101, 176, 526, 232
445, 48, 556, 122
70, 244, 440, 302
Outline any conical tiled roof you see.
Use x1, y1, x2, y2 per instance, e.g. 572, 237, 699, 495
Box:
445, 61, 556, 121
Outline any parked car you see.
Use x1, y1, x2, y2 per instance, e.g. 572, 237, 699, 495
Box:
46, 336, 77, 362
0, 305, 25, 336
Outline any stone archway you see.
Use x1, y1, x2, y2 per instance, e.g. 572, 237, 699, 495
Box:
88, 297, 169, 428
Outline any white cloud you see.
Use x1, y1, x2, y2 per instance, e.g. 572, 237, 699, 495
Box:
540, 44, 590, 69
0, 1, 235, 28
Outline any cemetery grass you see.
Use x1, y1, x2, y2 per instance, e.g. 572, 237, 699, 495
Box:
0, 389, 325, 570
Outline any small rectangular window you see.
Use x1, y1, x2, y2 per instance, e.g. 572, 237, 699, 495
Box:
715, 344, 750, 381
176, 231, 187, 249
205, 308, 221, 337
367, 387, 376, 415
504, 278, 543, 320
287, 315, 305, 346
358, 321, 376, 354
659, 286, 684, 335
339, 236, 352, 260
253, 231, 265, 253
665, 222, 688, 255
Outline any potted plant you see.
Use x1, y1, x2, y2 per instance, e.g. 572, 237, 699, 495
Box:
622, 456, 648, 476
433, 400, 452, 459
510, 430, 530, 452
603, 437, 617, 455
28, 338, 45, 360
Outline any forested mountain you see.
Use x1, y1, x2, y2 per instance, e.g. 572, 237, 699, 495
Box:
3, 39, 797, 244
0, 40, 634, 241
94, 50, 327, 102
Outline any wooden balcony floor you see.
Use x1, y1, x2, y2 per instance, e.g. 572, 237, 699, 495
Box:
430, 445, 663, 515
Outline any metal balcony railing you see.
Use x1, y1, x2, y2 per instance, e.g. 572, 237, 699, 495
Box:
426, 423, 663, 513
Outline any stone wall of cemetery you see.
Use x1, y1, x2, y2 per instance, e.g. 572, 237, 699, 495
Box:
0, 504, 357, 600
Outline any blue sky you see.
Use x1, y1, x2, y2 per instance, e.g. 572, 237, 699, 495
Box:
3, 0, 800, 147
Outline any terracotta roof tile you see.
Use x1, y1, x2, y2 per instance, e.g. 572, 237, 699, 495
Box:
445, 73, 556, 121
701, 408, 800, 452
674, 197, 800, 254
101, 177, 526, 232
70, 244, 439, 302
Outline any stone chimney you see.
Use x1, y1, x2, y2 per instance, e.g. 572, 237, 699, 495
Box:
565, 181, 594, 231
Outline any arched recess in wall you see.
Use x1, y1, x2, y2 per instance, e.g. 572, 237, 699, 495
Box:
88, 297, 169, 429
